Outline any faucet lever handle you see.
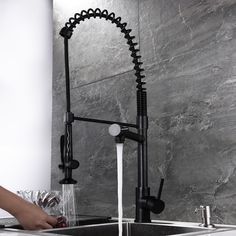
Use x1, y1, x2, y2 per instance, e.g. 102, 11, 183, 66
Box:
144, 178, 165, 214
157, 178, 164, 200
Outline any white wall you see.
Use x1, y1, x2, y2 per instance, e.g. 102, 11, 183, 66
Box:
0, 0, 52, 216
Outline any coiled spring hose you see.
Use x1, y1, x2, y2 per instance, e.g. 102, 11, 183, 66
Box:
59, 8, 146, 92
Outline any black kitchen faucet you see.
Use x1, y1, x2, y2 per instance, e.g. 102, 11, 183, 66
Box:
58, 8, 165, 223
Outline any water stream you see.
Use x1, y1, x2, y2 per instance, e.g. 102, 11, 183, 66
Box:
62, 184, 77, 226
116, 143, 124, 236
61, 143, 124, 233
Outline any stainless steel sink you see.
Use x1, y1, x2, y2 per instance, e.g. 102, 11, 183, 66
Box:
44, 222, 212, 236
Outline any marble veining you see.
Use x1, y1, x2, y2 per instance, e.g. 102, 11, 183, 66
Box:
52, 0, 236, 224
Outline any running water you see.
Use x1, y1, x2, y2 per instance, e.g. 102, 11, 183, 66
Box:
116, 143, 123, 236
62, 184, 77, 226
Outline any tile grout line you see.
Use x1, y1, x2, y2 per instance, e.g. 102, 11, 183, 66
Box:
53, 69, 135, 96
72, 69, 135, 89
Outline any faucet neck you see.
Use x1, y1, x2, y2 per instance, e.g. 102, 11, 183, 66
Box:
135, 89, 150, 222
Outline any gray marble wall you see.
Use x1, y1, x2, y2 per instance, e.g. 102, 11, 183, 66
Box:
52, 0, 236, 224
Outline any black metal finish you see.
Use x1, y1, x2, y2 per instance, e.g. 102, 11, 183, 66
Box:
138, 179, 165, 216
58, 8, 164, 222
59, 8, 145, 92
122, 129, 144, 143
64, 39, 71, 113
58, 37, 79, 185
157, 178, 164, 200
59, 123, 79, 184
74, 116, 137, 129
109, 125, 144, 143
59, 135, 65, 171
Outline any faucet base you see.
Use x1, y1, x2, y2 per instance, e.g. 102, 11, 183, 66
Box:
135, 187, 151, 223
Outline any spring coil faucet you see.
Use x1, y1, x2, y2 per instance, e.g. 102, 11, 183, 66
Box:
60, 8, 145, 91
58, 8, 165, 222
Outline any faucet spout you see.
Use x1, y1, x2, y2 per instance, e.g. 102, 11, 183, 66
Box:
109, 124, 144, 143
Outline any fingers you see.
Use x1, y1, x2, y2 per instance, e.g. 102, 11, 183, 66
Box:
47, 215, 58, 227
39, 222, 54, 230
23, 216, 57, 230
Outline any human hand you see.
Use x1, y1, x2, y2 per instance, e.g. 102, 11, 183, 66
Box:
0, 186, 58, 230
14, 200, 57, 230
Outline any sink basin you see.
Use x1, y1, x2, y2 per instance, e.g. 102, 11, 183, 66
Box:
44, 222, 212, 236
2, 215, 112, 230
